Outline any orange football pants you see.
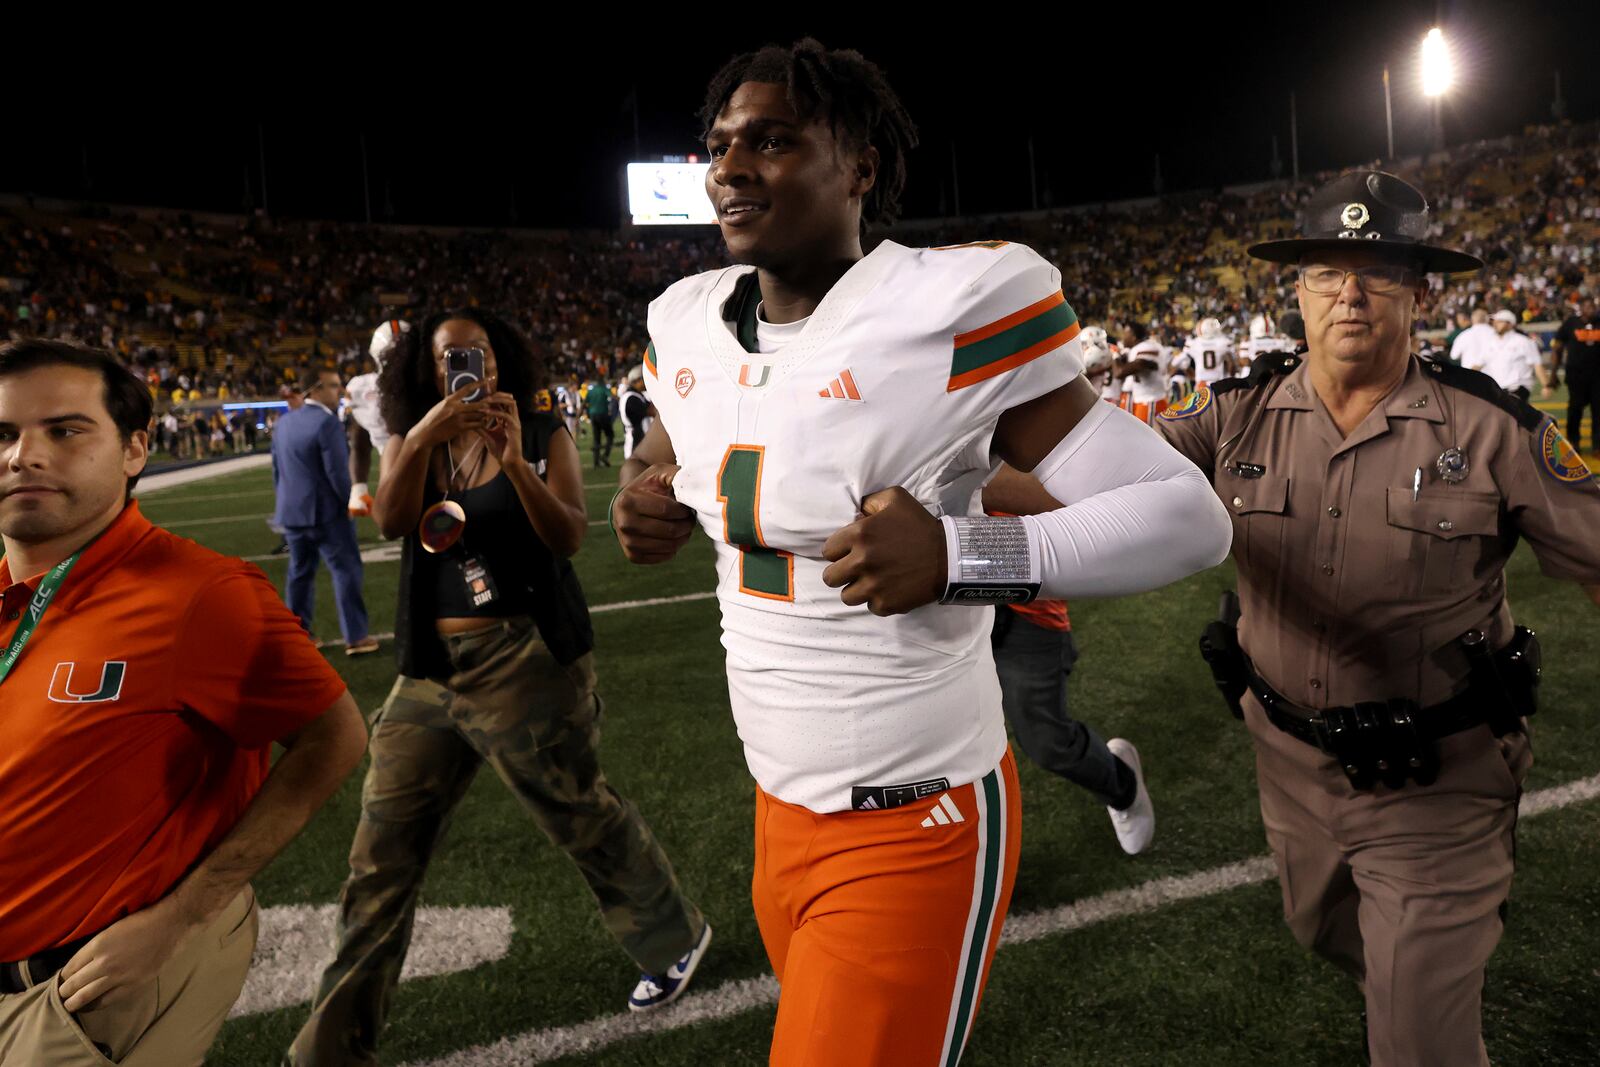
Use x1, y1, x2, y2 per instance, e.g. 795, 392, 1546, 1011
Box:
753, 750, 1022, 1067
1117, 394, 1169, 424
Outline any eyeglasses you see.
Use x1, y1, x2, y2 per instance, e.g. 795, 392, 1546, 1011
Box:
1298, 263, 1417, 295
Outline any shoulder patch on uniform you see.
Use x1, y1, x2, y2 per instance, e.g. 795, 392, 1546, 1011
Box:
1424, 360, 1544, 432
1534, 417, 1596, 485
534, 389, 553, 414
1158, 382, 1214, 420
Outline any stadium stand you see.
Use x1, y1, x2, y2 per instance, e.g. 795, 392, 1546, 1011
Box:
3, 121, 1595, 401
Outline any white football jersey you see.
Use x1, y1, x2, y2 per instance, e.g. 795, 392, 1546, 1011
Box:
344, 372, 389, 450
1235, 336, 1293, 376
1120, 339, 1169, 403
646, 240, 1084, 813
1181, 335, 1234, 385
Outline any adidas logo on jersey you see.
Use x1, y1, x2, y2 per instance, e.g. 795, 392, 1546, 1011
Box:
921, 793, 965, 828
817, 369, 863, 401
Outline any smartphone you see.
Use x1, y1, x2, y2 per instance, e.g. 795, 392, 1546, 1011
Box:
445, 347, 486, 402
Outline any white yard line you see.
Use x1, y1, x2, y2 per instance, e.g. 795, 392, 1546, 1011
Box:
393, 772, 1600, 1067
138, 454, 273, 492
310, 592, 719, 649
137, 488, 279, 505
233, 906, 512, 1019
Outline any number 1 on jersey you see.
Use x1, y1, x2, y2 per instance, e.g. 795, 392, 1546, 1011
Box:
717, 445, 795, 602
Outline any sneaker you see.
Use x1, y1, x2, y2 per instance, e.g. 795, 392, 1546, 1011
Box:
1105, 738, 1155, 855
628, 923, 711, 1013
345, 636, 381, 657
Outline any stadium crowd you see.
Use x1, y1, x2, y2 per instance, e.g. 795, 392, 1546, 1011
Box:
2, 121, 1596, 406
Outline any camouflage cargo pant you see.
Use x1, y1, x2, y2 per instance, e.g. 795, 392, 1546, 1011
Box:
287, 616, 706, 1067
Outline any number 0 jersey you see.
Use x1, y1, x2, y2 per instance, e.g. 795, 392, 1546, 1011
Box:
646, 240, 1084, 812
1181, 336, 1235, 385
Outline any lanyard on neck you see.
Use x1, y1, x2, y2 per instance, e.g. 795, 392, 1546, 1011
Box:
0, 552, 80, 686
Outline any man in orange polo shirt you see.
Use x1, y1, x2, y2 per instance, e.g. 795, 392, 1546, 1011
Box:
984, 466, 1155, 854
0, 339, 368, 1066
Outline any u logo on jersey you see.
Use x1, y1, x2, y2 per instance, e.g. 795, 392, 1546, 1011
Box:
737, 364, 772, 389
48, 661, 127, 704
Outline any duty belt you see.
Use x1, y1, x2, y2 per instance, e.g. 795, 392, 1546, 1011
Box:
1246, 666, 1494, 753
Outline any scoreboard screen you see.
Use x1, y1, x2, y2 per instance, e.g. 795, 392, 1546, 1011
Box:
626, 162, 715, 225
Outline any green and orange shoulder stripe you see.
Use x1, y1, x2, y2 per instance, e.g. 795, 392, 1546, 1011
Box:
932, 241, 1081, 392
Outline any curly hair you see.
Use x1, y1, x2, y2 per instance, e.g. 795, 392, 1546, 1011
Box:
378, 307, 544, 438
698, 38, 919, 234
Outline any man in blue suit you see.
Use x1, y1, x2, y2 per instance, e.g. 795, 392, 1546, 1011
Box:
272, 368, 379, 655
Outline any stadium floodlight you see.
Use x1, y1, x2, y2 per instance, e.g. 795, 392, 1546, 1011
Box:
1420, 28, 1454, 98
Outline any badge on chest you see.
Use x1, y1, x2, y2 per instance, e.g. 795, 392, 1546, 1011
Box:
460, 555, 499, 609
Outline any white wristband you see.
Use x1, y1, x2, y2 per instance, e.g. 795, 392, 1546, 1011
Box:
939, 514, 1042, 605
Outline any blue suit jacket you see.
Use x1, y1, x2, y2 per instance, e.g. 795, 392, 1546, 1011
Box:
272, 401, 353, 529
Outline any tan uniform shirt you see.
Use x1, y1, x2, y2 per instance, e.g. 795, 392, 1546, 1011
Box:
1155, 353, 1600, 710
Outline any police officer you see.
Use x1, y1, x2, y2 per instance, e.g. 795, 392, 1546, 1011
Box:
1155, 171, 1600, 1067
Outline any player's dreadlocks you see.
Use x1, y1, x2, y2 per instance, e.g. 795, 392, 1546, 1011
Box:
699, 39, 919, 234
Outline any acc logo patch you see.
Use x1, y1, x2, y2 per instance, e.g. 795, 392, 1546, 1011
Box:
1536, 419, 1594, 484
533, 389, 553, 414
675, 367, 696, 398
1158, 383, 1213, 421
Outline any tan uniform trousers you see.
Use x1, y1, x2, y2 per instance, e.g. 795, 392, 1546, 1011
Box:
1244, 695, 1530, 1067
0, 886, 257, 1067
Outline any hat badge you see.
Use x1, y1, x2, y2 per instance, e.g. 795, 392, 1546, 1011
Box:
1341, 203, 1371, 229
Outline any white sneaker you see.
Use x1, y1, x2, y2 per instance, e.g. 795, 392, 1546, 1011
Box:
627, 923, 711, 1012
1106, 739, 1155, 855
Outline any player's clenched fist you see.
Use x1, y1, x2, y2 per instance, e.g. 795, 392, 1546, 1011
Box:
613, 464, 698, 564
822, 486, 947, 616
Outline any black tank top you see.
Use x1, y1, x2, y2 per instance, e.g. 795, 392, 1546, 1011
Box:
423, 471, 536, 618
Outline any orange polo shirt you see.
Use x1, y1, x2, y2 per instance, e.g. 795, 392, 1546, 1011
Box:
0, 502, 347, 960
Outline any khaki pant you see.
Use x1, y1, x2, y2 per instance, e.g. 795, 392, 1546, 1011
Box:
1244, 694, 1529, 1067
0, 887, 257, 1067
289, 618, 705, 1067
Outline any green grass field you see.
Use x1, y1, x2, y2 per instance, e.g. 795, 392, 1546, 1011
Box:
131, 438, 1600, 1067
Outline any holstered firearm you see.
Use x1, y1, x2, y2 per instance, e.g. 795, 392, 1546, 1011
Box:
1459, 626, 1541, 736
1198, 591, 1247, 720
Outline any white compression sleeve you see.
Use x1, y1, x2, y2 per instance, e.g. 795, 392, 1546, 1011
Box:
1019, 400, 1232, 598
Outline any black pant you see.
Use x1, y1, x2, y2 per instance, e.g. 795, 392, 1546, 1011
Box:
1568, 372, 1598, 451
990, 609, 1136, 809
590, 417, 614, 464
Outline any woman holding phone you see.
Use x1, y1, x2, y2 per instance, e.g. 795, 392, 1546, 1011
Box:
288, 308, 711, 1067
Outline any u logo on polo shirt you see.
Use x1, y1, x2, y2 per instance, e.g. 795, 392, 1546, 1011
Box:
48, 661, 127, 704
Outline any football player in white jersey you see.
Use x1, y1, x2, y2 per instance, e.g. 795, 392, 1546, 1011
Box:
1117, 335, 1171, 423
345, 319, 407, 515
611, 39, 1231, 1067
1181, 317, 1235, 391
1079, 325, 1119, 401
1235, 309, 1302, 378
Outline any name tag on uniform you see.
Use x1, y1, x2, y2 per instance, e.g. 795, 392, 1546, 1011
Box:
461, 555, 499, 609
1228, 461, 1267, 479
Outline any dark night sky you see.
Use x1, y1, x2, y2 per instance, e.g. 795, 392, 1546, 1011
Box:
10, 1, 1599, 229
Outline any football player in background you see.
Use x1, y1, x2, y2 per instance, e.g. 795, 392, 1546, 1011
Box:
611, 39, 1230, 1066
1079, 325, 1120, 401
1181, 317, 1235, 394
1117, 331, 1170, 423
345, 319, 407, 516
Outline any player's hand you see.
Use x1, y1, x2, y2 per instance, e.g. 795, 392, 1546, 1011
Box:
614, 464, 697, 564
821, 487, 946, 615
411, 376, 495, 449
58, 897, 199, 1012
476, 392, 523, 467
